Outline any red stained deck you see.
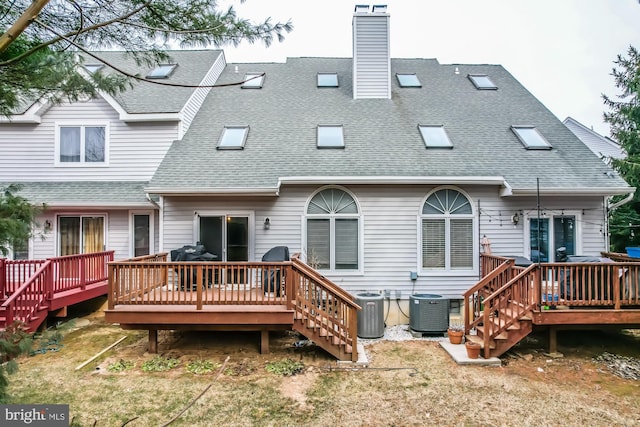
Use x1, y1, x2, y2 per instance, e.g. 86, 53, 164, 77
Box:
0, 251, 113, 331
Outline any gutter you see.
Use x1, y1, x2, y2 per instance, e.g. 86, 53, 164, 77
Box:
146, 193, 160, 209
608, 190, 636, 211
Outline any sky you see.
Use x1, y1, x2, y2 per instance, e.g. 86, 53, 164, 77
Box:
217, 0, 640, 137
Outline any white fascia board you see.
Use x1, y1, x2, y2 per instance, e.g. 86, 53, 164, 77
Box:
0, 100, 50, 123
278, 176, 507, 186
144, 187, 280, 197
500, 186, 636, 197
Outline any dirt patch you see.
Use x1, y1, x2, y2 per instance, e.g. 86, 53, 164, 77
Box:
9, 312, 640, 426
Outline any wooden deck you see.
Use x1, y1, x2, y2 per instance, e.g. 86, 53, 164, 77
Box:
105, 255, 360, 361
465, 254, 640, 358
0, 251, 113, 331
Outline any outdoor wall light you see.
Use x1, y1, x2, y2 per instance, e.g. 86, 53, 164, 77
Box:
44, 220, 52, 232
264, 217, 271, 230
511, 212, 520, 226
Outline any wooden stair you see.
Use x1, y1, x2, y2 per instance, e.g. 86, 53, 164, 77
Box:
470, 301, 533, 358
292, 309, 354, 361
0, 300, 50, 332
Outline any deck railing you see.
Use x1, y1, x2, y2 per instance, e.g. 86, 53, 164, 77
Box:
2, 261, 51, 328
107, 256, 360, 360
290, 258, 359, 358
1, 259, 46, 295
49, 251, 114, 294
474, 255, 640, 343
1, 251, 114, 330
108, 260, 294, 309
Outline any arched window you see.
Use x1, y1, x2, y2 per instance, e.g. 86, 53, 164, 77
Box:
421, 188, 474, 271
306, 188, 359, 271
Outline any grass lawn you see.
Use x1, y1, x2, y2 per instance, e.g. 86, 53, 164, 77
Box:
6, 312, 640, 426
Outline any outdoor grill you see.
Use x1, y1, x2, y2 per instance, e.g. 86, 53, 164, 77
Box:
170, 244, 217, 290
261, 246, 289, 296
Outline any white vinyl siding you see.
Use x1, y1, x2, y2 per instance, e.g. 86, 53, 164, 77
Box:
0, 98, 179, 182
159, 187, 608, 298
180, 53, 226, 137
352, 13, 391, 99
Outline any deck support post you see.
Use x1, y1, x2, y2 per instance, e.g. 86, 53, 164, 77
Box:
149, 329, 158, 353
260, 329, 269, 354
548, 326, 557, 354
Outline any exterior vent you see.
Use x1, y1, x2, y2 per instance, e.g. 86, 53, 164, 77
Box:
355, 292, 385, 338
352, 5, 391, 99
409, 294, 449, 333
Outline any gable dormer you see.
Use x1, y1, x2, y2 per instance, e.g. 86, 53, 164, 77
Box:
352, 5, 391, 99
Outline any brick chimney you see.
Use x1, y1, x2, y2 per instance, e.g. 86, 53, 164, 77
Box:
352, 5, 391, 99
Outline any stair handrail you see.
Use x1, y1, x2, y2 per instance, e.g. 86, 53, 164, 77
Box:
479, 264, 538, 356
290, 258, 360, 361
1, 260, 52, 330
290, 258, 360, 308
463, 258, 513, 332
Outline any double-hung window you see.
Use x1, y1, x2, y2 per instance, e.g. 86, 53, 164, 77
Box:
306, 188, 360, 271
421, 188, 474, 271
56, 123, 108, 165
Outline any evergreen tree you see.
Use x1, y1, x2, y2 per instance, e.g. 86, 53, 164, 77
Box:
604, 46, 640, 252
0, 0, 292, 116
0, 184, 41, 256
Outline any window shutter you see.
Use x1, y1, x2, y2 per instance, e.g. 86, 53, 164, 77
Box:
335, 218, 358, 269
423, 219, 445, 269
450, 219, 473, 269
307, 219, 330, 268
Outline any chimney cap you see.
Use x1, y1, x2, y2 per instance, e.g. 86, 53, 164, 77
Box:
372, 5, 388, 13
354, 5, 369, 13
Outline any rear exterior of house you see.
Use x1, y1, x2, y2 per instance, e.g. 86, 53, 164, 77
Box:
144, 7, 632, 324
1, 6, 636, 356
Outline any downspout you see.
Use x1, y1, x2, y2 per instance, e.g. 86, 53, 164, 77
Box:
607, 191, 634, 212
145, 193, 160, 209
146, 193, 161, 254
605, 190, 635, 251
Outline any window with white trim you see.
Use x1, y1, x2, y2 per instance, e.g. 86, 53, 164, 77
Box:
306, 188, 360, 271
11, 238, 29, 260
421, 188, 474, 271
56, 124, 107, 165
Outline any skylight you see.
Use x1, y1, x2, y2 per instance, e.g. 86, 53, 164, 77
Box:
146, 64, 177, 79
418, 125, 453, 148
217, 126, 249, 150
396, 73, 421, 87
317, 126, 344, 148
468, 74, 497, 90
317, 73, 339, 87
84, 64, 104, 74
242, 73, 264, 88
512, 126, 552, 150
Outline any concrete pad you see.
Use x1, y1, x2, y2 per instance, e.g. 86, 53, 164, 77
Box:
337, 342, 369, 366
439, 341, 502, 366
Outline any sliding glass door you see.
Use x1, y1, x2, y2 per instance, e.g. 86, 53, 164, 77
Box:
59, 216, 105, 256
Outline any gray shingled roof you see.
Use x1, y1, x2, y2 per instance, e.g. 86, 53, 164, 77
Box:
148, 57, 631, 195
84, 50, 222, 114
13, 50, 222, 115
3, 182, 154, 207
